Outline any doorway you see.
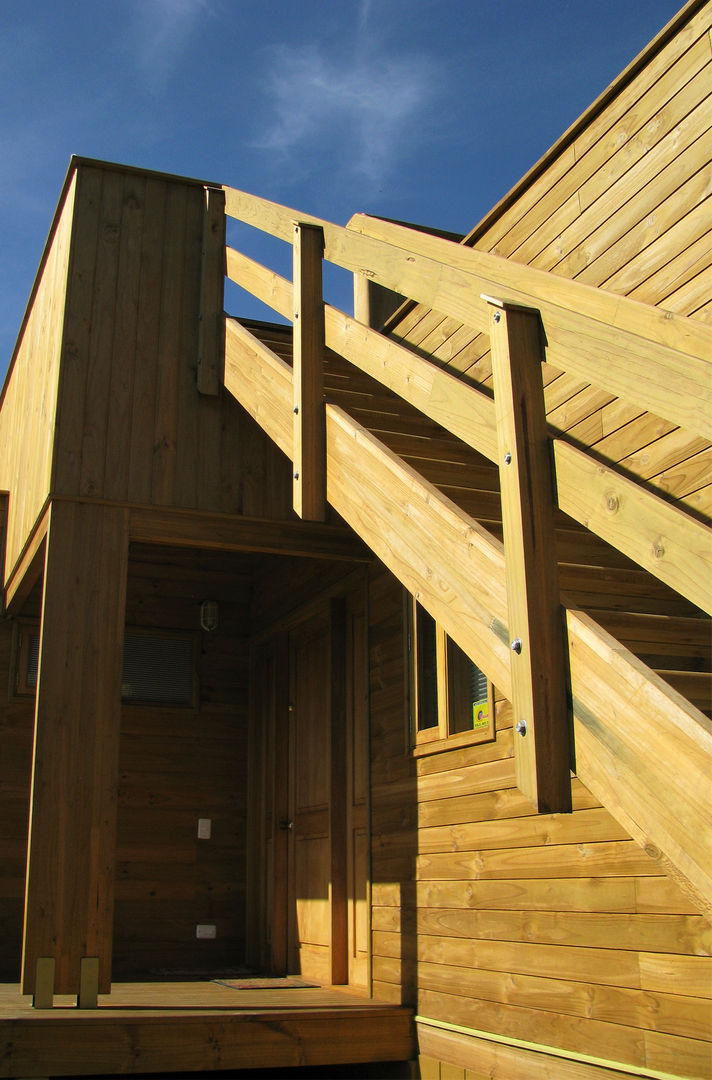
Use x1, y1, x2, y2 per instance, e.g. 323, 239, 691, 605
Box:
248, 587, 370, 987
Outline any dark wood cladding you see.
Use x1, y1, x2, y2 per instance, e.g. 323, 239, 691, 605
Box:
113, 545, 254, 979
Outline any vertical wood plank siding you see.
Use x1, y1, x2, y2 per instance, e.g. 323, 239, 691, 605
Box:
49, 164, 292, 521
0, 175, 76, 580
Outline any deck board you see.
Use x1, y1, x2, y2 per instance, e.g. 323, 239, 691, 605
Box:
0, 981, 415, 1076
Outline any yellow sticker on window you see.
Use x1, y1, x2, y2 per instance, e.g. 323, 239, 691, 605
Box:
472, 698, 489, 731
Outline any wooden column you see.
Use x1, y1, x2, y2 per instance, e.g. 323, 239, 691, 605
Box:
292, 223, 326, 521
487, 298, 572, 813
353, 273, 405, 331
329, 598, 348, 984
197, 186, 226, 396
22, 500, 129, 999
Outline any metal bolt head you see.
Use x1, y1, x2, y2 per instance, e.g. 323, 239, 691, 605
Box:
504, 452, 512, 466
511, 638, 522, 654
515, 720, 527, 736
293, 405, 299, 414
493, 311, 501, 323
293, 471, 299, 480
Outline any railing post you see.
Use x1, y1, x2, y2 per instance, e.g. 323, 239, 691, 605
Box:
486, 296, 572, 813
197, 186, 226, 396
293, 222, 326, 521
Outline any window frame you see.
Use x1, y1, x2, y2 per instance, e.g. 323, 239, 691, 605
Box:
13, 621, 198, 708
408, 596, 495, 755
13, 619, 39, 697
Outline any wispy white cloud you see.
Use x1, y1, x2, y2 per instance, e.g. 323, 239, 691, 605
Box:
129, 0, 217, 90
252, 37, 438, 188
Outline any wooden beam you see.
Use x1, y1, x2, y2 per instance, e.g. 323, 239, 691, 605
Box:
1, 998, 416, 1075
78, 958, 99, 1010
345, 212, 712, 440
128, 504, 370, 562
330, 598, 348, 984
553, 439, 712, 614
223, 309, 711, 614
224, 316, 293, 455
353, 273, 406, 331
325, 403, 512, 694
222, 186, 712, 439
569, 608, 712, 919
197, 186, 226, 395
33, 958, 55, 1010
488, 299, 571, 813
292, 223, 326, 521
22, 500, 129, 996
3, 505, 50, 612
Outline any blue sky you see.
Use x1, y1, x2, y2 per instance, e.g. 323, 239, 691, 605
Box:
0, 0, 683, 384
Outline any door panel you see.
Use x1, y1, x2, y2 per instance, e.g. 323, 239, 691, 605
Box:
288, 615, 331, 979
254, 584, 370, 987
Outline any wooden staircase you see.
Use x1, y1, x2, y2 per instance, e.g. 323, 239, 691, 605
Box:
216, 186, 712, 921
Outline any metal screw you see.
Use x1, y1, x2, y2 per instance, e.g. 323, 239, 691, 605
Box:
504, 452, 512, 466
293, 405, 299, 414
511, 638, 522, 654
493, 311, 501, 323
293, 471, 299, 480
515, 720, 527, 736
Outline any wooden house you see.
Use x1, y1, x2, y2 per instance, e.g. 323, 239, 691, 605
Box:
1, 1, 710, 1076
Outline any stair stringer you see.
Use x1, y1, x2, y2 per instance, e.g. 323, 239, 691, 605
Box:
224, 316, 712, 919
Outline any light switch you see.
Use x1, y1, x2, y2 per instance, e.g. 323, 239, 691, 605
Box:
196, 924, 216, 939
197, 817, 211, 839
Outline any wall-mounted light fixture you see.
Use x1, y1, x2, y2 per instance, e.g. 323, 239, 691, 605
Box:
200, 599, 219, 633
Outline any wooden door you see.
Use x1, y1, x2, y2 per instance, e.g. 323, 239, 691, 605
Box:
250, 586, 370, 986
287, 610, 333, 981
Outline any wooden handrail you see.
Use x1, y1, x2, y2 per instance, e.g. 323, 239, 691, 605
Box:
222, 185, 712, 441
222, 324, 712, 914
225, 251, 712, 616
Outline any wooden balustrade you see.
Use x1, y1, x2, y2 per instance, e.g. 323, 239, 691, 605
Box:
223, 232, 711, 615
223, 185, 712, 440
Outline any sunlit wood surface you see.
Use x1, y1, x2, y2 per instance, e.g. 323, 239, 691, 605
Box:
0, 980, 415, 1077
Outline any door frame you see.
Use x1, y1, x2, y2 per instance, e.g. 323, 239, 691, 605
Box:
247, 575, 370, 987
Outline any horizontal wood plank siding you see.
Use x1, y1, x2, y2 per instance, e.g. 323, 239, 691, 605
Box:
367, 563, 712, 1078
113, 545, 253, 978
387, 3, 712, 523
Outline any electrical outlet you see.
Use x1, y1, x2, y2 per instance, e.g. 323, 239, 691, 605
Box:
197, 817, 211, 839
196, 924, 216, 940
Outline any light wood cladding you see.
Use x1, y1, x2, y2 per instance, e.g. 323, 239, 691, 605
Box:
367, 562, 712, 1079
0, 174, 75, 582
51, 164, 291, 520
1, 160, 294, 601
382, 1, 712, 524
22, 501, 129, 996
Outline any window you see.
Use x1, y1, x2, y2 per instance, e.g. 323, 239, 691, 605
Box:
409, 598, 495, 753
14, 621, 39, 696
121, 631, 196, 706
15, 623, 196, 706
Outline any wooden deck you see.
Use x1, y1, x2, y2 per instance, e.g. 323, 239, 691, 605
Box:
0, 981, 415, 1077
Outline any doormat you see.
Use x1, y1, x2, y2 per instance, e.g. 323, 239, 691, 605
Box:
214, 977, 320, 990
